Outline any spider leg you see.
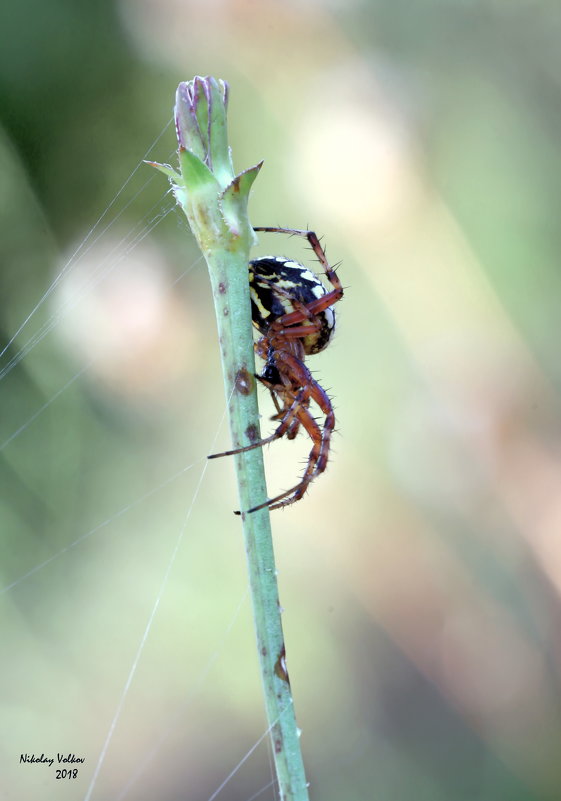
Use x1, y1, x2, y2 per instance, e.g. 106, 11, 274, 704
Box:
253, 275, 340, 335
270, 324, 323, 340
281, 393, 306, 440
253, 226, 343, 294
267, 386, 283, 416
242, 352, 335, 513
270, 289, 342, 331
257, 372, 302, 440
207, 388, 306, 459
283, 388, 334, 503
267, 392, 302, 440
256, 404, 324, 512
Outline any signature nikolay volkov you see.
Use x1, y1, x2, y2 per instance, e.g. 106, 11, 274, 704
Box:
20, 753, 85, 768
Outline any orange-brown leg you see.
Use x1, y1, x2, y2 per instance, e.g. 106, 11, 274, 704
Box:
253, 226, 343, 294
243, 397, 333, 513
207, 387, 306, 459
266, 388, 304, 440
242, 352, 335, 513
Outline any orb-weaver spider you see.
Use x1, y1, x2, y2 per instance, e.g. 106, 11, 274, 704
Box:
209, 226, 343, 513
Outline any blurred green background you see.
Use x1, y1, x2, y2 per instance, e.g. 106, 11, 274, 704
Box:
2, 1, 561, 799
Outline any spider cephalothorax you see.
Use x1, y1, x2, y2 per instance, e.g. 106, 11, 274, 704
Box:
210, 226, 343, 512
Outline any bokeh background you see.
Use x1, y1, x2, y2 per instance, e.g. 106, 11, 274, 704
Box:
2, 1, 561, 799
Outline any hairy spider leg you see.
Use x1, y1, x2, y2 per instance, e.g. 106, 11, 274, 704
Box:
253, 226, 343, 294
245, 402, 323, 513
261, 378, 305, 441
208, 388, 308, 460
243, 350, 335, 513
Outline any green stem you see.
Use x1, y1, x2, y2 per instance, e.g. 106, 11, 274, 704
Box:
150, 76, 310, 801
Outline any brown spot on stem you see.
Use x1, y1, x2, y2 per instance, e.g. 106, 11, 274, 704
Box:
235, 367, 253, 395
245, 423, 259, 444
218, 281, 227, 294
274, 646, 290, 684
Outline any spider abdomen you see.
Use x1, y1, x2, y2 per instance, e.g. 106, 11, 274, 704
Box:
249, 256, 335, 354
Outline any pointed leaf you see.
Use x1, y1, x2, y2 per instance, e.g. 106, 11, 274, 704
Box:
145, 160, 182, 184
219, 161, 264, 235
178, 147, 219, 192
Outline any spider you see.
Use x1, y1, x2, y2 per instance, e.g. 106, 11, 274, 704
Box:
209, 226, 343, 513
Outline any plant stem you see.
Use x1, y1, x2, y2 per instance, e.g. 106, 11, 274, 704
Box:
150, 76, 310, 801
